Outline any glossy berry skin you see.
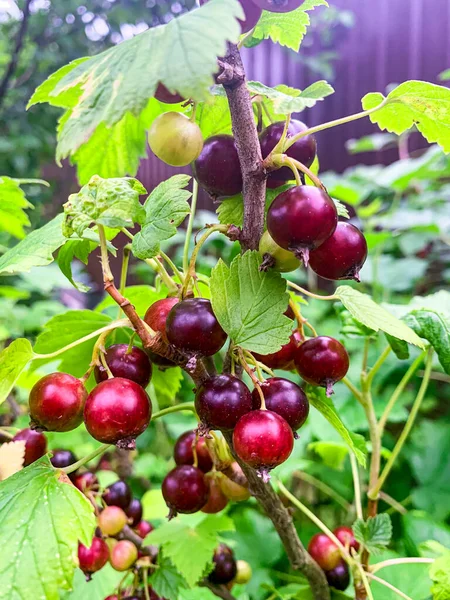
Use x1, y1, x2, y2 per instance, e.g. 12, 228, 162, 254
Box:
78, 537, 109, 576
260, 120, 316, 186
326, 560, 350, 591
50, 449, 77, 470
12, 428, 47, 466
162, 465, 209, 517
294, 336, 349, 397
166, 298, 227, 357
29, 372, 87, 432
84, 378, 151, 447
192, 135, 243, 198
200, 0, 261, 32
149, 112, 203, 167
309, 222, 368, 282
251, 378, 309, 432
110, 540, 138, 571
174, 430, 213, 473
195, 374, 253, 431
233, 410, 294, 481
333, 526, 359, 552
102, 480, 132, 510
98, 506, 128, 536
201, 474, 229, 514
250, 0, 302, 12
208, 545, 237, 585
144, 297, 179, 343
267, 186, 337, 266
73, 471, 99, 494
259, 230, 300, 273
94, 344, 152, 388
253, 329, 301, 371
307, 533, 340, 571
135, 520, 154, 538
154, 82, 184, 104
125, 498, 143, 527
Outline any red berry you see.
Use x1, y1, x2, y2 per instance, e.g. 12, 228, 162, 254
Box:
326, 560, 350, 591
233, 410, 294, 481
166, 298, 227, 357
309, 222, 368, 282
125, 498, 143, 527
294, 336, 349, 396
154, 82, 184, 104
12, 428, 47, 466
192, 135, 243, 198
253, 329, 301, 371
78, 537, 109, 577
50, 449, 77, 470
162, 465, 209, 518
200, 0, 261, 32
84, 378, 151, 447
333, 526, 359, 552
308, 533, 341, 571
98, 506, 128, 536
260, 120, 316, 186
110, 540, 138, 571
73, 471, 99, 494
208, 544, 237, 585
144, 297, 179, 343
135, 520, 154, 539
250, 0, 302, 12
251, 378, 309, 432
267, 186, 337, 266
94, 344, 152, 388
201, 474, 229, 514
102, 480, 132, 509
195, 374, 253, 431
174, 430, 213, 473
29, 372, 87, 432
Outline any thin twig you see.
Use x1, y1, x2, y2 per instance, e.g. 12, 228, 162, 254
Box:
350, 453, 363, 520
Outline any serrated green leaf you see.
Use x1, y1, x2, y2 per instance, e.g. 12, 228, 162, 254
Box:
145, 514, 234, 587
149, 553, 188, 600
306, 385, 367, 467
308, 441, 350, 470
362, 81, 450, 153
28, 0, 244, 161
335, 286, 426, 348
353, 514, 392, 556
403, 310, 450, 374
95, 285, 167, 317
132, 175, 192, 260
247, 80, 334, 115
333, 198, 350, 218
0, 177, 33, 239
196, 94, 232, 138
57, 239, 92, 292
0, 457, 95, 600
430, 549, 450, 600
0, 214, 66, 275
0, 339, 33, 405
210, 251, 292, 354
246, 0, 328, 52
63, 175, 146, 238
62, 565, 124, 600
152, 367, 184, 407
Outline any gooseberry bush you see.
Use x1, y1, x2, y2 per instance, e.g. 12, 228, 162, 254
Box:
0, 1, 450, 599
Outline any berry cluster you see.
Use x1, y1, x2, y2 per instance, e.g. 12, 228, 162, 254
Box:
308, 527, 359, 591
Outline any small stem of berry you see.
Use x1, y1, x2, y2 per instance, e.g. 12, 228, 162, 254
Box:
159, 249, 184, 284
99, 349, 114, 379
243, 350, 264, 381
98, 225, 114, 282
350, 453, 364, 520
366, 346, 391, 387
287, 157, 326, 191
342, 376, 363, 403
365, 573, 412, 600
183, 178, 199, 274
288, 299, 306, 340
62, 444, 112, 474
286, 280, 338, 301
146, 257, 179, 293
151, 402, 197, 421
237, 348, 265, 407
272, 114, 291, 155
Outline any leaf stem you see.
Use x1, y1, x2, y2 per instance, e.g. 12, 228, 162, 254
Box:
366, 346, 391, 386
350, 453, 364, 520
379, 491, 408, 515
365, 572, 412, 600
159, 250, 184, 284
342, 376, 362, 403
98, 225, 114, 282
286, 280, 338, 301
294, 471, 351, 511
151, 402, 197, 420
117, 246, 131, 319
184, 178, 199, 274
369, 349, 434, 499
62, 443, 112, 474
145, 258, 178, 293
371, 557, 434, 573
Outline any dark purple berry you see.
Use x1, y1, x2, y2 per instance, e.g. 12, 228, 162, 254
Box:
208, 545, 237, 584
162, 465, 209, 517
195, 374, 253, 431
192, 135, 243, 198
94, 344, 152, 388
294, 336, 349, 396
102, 480, 132, 509
12, 428, 47, 466
50, 449, 77, 470
251, 377, 309, 432
174, 430, 213, 473
326, 560, 350, 591
125, 498, 143, 527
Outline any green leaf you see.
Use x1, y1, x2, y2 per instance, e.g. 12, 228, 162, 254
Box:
246, 0, 328, 52
95, 285, 167, 317
210, 251, 292, 354
334, 285, 426, 348
308, 441, 350, 470
196, 94, 232, 138
0, 177, 33, 239
152, 367, 184, 407
362, 81, 450, 153
333, 198, 350, 218
28, 0, 244, 160
438, 68, 450, 81
306, 385, 367, 466
0, 214, 66, 275
247, 80, 334, 114
353, 514, 393, 556
0, 338, 33, 405
33, 310, 113, 377
430, 548, 450, 600
403, 310, 450, 374
132, 175, 192, 260
62, 565, 124, 600
149, 553, 188, 600
346, 133, 397, 154
63, 175, 146, 238
0, 457, 95, 600
142, 488, 171, 521
145, 514, 235, 587
370, 550, 432, 600
57, 239, 92, 292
